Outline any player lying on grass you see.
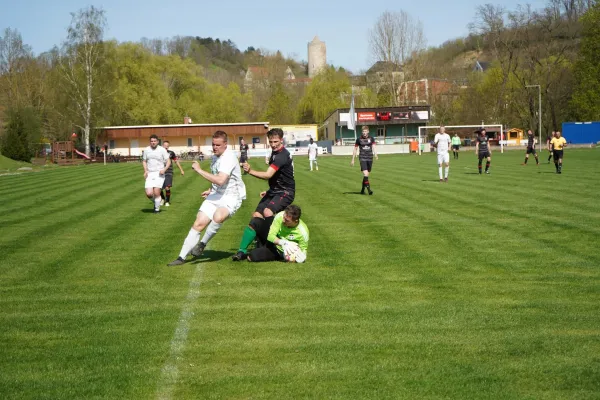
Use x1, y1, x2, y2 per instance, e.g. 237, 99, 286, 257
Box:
247, 205, 309, 263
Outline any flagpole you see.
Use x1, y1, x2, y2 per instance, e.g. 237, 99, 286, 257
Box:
348, 89, 357, 142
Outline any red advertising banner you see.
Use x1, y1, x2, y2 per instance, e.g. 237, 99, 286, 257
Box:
357, 112, 376, 121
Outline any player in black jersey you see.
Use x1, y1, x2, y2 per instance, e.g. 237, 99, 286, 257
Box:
351, 125, 378, 195
522, 129, 539, 165
475, 129, 492, 174
232, 128, 296, 261
546, 131, 555, 163
161, 140, 185, 206
239, 139, 250, 173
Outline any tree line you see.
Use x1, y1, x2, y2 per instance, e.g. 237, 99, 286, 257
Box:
1, 1, 599, 161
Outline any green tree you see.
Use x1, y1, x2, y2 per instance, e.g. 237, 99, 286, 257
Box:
570, 3, 600, 121
59, 5, 107, 156
297, 67, 351, 123
262, 82, 295, 124
2, 107, 41, 161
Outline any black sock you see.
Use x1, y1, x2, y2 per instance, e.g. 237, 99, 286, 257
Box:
166, 188, 171, 202
555, 162, 559, 171
160, 190, 165, 200
485, 161, 490, 172
478, 161, 482, 173
535, 156, 539, 164
524, 158, 528, 164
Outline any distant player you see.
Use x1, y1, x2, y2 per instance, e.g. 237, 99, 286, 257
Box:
451, 133, 461, 159
546, 131, 555, 163
232, 128, 296, 261
167, 131, 246, 266
522, 129, 539, 165
143, 135, 170, 213
239, 139, 250, 173
308, 138, 319, 171
351, 125, 378, 195
550, 131, 567, 174
434, 126, 452, 182
161, 140, 184, 207
475, 129, 491, 174
247, 205, 309, 263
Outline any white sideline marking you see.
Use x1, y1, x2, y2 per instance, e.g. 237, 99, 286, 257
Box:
156, 262, 205, 400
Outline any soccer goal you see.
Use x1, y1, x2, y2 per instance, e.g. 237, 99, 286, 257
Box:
418, 124, 504, 155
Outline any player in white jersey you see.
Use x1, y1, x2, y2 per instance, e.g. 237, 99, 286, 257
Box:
168, 130, 246, 266
308, 138, 319, 171
433, 126, 452, 182
143, 135, 171, 213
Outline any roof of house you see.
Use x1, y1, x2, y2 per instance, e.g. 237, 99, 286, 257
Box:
366, 61, 403, 74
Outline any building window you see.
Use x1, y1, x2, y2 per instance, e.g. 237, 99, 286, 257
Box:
109, 140, 115, 150
377, 127, 385, 138
187, 138, 193, 147
252, 137, 260, 144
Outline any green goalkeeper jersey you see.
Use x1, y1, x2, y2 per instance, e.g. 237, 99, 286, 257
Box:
267, 211, 310, 253
451, 136, 461, 146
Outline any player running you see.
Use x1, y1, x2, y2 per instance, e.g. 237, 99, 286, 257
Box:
161, 140, 184, 206
434, 126, 452, 182
351, 125, 378, 195
143, 135, 170, 213
239, 139, 250, 173
522, 130, 539, 165
232, 128, 296, 261
167, 131, 246, 266
475, 129, 492, 175
308, 138, 319, 171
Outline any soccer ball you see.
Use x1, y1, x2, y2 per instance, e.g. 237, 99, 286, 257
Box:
284, 246, 306, 263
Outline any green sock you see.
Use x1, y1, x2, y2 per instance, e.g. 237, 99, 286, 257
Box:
238, 226, 256, 253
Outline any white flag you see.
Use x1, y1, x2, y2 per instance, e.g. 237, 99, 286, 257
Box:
348, 93, 356, 131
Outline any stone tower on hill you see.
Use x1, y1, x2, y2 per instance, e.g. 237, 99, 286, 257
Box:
308, 36, 326, 78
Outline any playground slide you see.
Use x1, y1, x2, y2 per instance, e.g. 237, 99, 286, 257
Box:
74, 149, 91, 160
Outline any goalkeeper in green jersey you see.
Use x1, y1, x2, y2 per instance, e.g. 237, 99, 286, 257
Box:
247, 205, 309, 263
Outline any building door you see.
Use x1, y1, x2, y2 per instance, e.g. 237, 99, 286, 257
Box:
130, 139, 140, 156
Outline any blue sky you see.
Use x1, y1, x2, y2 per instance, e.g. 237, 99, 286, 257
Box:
1, 0, 549, 74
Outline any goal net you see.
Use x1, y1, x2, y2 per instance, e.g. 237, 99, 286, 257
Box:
418, 124, 504, 155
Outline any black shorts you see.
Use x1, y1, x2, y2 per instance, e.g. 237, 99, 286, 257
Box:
248, 243, 284, 262
526, 147, 536, 155
478, 151, 491, 160
553, 150, 563, 160
162, 174, 173, 189
452, 145, 460, 150
359, 160, 373, 172
240, 156, 248, 163
255, 190, 295, 215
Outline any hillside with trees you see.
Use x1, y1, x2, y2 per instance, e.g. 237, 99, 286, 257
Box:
1, 1, 599, 159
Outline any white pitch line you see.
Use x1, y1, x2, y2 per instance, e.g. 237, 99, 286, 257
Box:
156, 262, 205, 400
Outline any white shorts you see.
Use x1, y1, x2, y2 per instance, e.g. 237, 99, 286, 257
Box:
199, 194, 242, 220
437, 153, 450, 165
309, 155, 317, 161
145, 171, 165, 189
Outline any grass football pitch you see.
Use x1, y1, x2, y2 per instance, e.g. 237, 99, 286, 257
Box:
1, 149, 599, 399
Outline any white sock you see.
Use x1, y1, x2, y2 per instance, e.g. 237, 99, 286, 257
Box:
315, 160, 318, 169
200, 222, 222, 245
438, 167, 443, 179
310, 160, 313, 170
445, 166, 449, 178
179, 228, 201, 259
154, 196, 161, 210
